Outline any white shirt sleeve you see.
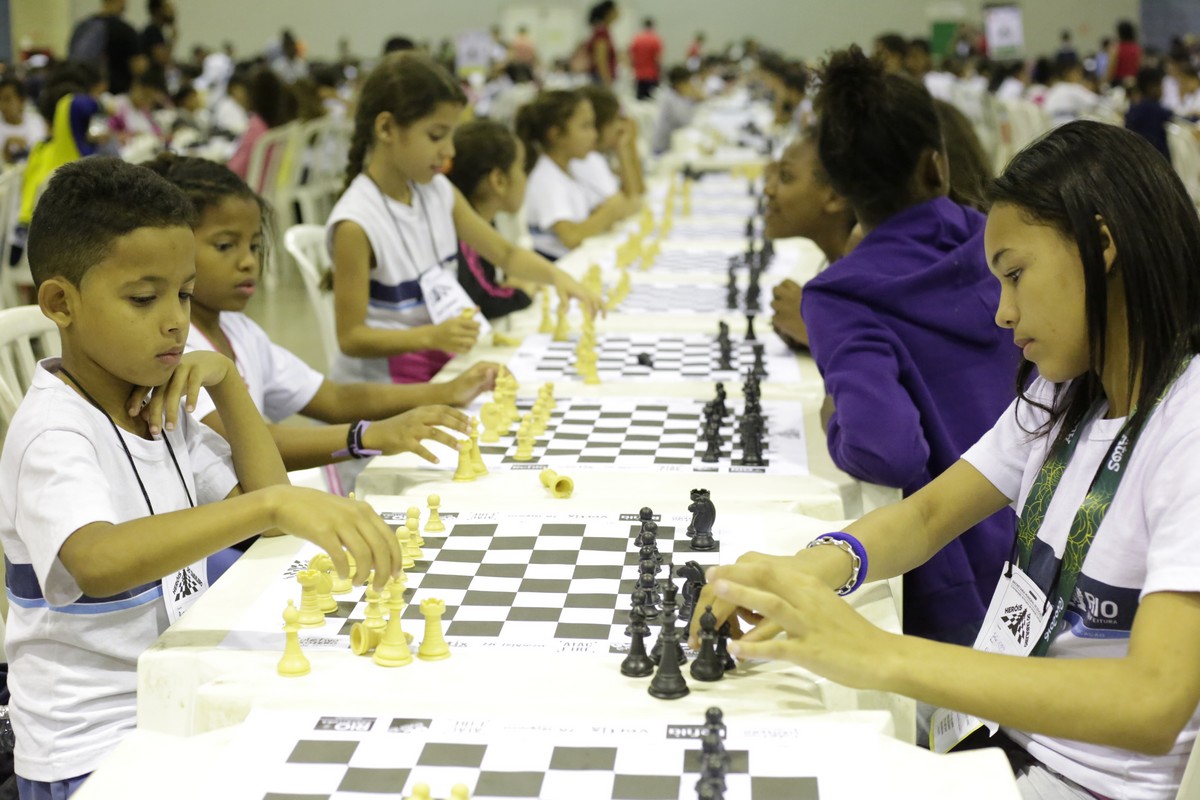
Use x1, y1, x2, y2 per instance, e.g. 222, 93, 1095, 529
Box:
1140, 423, 1200, 598
180, 411, 239, 504
961, 379, 1056, 502
14, 430, 119, 605
259, 339, 325, 422
525, 158, 589, 231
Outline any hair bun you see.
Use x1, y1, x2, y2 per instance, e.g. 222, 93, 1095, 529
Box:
816, 45, 886, 119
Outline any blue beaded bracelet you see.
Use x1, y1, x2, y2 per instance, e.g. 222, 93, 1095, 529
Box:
806, 531, 869, 595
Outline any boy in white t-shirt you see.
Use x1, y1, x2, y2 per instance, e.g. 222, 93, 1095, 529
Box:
0, 158, 401, 797
0, 78, 46, 163
516, 89, 640, 259
697, 123, 1200, 799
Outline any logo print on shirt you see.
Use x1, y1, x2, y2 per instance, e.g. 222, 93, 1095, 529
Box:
173, 567, 203, 601
1001, 604, 1032, 647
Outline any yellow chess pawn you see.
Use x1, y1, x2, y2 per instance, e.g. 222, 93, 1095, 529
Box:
278, 600, 311, 677
538, 289, 553, 333
372, 585, 413, 667
513, 425, 535, 462
425, 494, 445, 533
539, 468, 574, 498
468, 419, 488, 477
404, 517, 425, 560
552, 301, 571, 342
479, 402, 503, 443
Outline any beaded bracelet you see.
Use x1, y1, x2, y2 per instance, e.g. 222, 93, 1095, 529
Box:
806, 532, 869, 596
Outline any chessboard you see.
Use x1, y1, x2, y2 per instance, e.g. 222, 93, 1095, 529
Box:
464, 396, 807, 476
223, 509, 722, 656
506, 333, 804, 384
617, 280, 778, 315
636, 248, 790, 278
225, 708, 821, 800
657, 218, 764, 242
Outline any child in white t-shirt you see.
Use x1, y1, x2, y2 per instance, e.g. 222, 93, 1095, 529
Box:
327, 53, 599, 386
571, 84, 644, 207
0, 78, 46, 163
516, 88, 639, 259
698, 122, 1200, 800
148, 154, 496, 475
0, 158, 401, 797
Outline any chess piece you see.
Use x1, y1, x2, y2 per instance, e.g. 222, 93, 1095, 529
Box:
373, 581, 414, 667
278, 600, 311, 676
405, 517, 425, 560
492, 329, 521, 347
408, 784, 432, 800
417, 598, 450, 660
452, 438, 475, 481
635, 519, 657, 548
639, 543, 663, 569
625, 588, 647, 636
425, 494, 445, 533
647, 600, 690, 700
450, 785, 470, 800
690, 606, 725, 682
538, 289, 553, 333
650, 581, 687, 666
689, 490, 717, 552
716, 621, 736, 672
468, 420, 488, 477
309, 551, 350, 601
677, 561, 706, 624
405, 506, 426, 547
552, 298, 571, 342
620, 603, 655, 678
701, 430, 722, 463
714, 383, 728, 418
744, 314, 757, 341
539, 468, 574, 498
705, 706, 728, 739
364, 581, 386, 631
636, 562, 661, 616
479, 402, 503, 443
513, 421, 535, 462
296, 569, 327, 627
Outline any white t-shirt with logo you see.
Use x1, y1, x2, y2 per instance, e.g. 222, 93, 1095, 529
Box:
569, 151, 620, 210
185, 312, 324, 423
325, 173, 459, 383
0, 359, 238, 781
963, 363, 1200, 800
524, 153, 592, 259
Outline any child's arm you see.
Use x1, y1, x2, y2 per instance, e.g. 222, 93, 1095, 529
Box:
549, 193, 641, 250
298, 362, 500, 421
199, 403, 470, 471
57, 486, 401, 596
451, 189, 602, 316
331, 220, 480, 358
613, 117, 646, 197
712, 567, 1200, 755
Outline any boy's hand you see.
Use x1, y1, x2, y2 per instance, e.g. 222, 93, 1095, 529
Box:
269, 486, 401, 591
426, 314, 480, 353
362, 405, 470, 463
553, 273, 604, 320
442, 361, 501, 407
130, 351, 236, 436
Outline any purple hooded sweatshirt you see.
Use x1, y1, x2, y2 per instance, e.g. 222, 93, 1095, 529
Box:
801, 196, 1019, 644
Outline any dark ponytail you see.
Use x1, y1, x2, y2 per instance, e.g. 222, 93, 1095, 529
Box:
814, 45, 942, 225
447, 119, 519, 201
514, 90, 583, 173
343, 52, 467, 193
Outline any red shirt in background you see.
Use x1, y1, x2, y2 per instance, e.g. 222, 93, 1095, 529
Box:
629, 30, 663, 82
1112, 40, 1142, 82
587, 25, 616, 83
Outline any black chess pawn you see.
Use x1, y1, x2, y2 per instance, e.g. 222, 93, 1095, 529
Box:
636, 519, 657, 548
716, 347, 734, 372
745, 217, 755, 239
717, 621, 736, 671
690, 606, 725, 682
624, 588, 647, 636
701, 432, 722, 464
621, 604, 655, 678
647, 597, 690, 700
751, 344, 766, 378
636, 352, 654, 368
717, 321, 730, 346
639, 543, 663, 568
714, 383, 728, 417
697, 782, 722, 800
697, 753, 728, 794
705, 706, 727, 739
744, 314, 757, 341
639, 506, 654, 525
641, 525, 660, 559
637, 562, 662, 615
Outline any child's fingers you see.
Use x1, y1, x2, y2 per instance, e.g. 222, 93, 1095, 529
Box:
126, 385, 151, 417
143, 387, 167, 436
424, 426, 460, 451
411, 443, 439, 464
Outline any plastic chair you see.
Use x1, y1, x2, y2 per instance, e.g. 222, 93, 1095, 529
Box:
282, 224, 338, 371
0, 304, 60, 444
1168, 123, 1200, 207
245, 122, 301, 289
0, 164, 32, 308
1180, 745, 1200, 800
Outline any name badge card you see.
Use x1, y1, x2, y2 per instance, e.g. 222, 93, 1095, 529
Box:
162, 558, 209, 624
419, 264, 492, 335
930, 563, 1051, 753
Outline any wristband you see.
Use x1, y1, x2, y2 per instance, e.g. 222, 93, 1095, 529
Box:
806, 532, 868, 596
332, 419, 383, 460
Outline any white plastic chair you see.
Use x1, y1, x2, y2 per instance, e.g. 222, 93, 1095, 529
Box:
1167, 123, 1200, 208
282, 224, 338, 372
1180, 746, 1200, 800
245, 122, 301, 289
0, 164, 32, 308
0, 304, 59, 435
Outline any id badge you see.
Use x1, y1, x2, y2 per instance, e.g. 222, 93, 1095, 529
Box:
418, 264, 492, 335
162, 559, 209, 624
930, 562, 1050, 753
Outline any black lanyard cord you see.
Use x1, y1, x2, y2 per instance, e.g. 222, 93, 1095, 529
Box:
57, 366, 195, 516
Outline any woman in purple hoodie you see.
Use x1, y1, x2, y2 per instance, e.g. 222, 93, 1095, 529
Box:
801, 46, 1020, 645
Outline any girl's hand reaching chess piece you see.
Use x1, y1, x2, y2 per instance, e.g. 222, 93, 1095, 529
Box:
440, 361, 502, 407
425, 313, 481, 354
362, 405, 471, 463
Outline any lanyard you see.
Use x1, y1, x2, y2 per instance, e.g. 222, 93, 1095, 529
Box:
1014, 366, 1184, 656
370, 177, 444, 277
58, 367, 194, 515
